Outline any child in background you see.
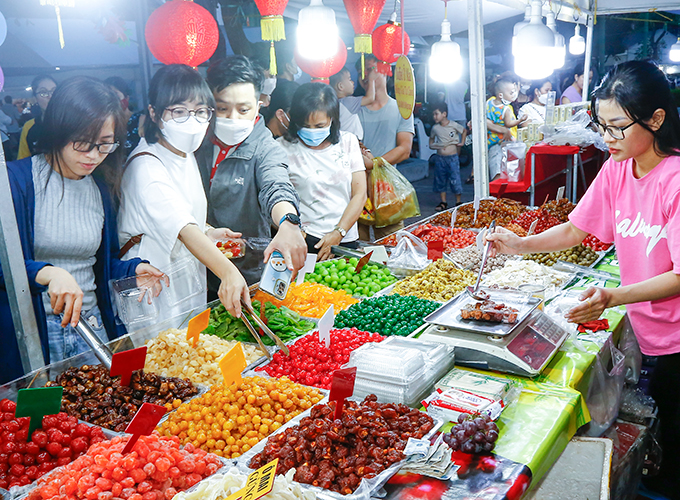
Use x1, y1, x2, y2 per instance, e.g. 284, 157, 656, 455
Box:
329, 67, 376, 140
486, 72, 527, 180
430, 102, 467, 211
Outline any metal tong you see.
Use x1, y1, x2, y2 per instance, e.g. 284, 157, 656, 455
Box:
70, 317, 114, 369
467, 220, 496, 300
240, 299, 290, 357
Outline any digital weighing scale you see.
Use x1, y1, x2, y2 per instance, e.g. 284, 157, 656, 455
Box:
419, 289, 570, 378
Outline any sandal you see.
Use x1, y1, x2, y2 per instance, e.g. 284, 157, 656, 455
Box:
465, 175, 474, 184
435, 202, 448, 212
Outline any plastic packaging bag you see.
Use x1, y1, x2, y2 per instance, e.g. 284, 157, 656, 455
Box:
583, 337, 625, 436
500, 142, 526, 182
539, 109, 608, 151
370, 157, 420, 227
386, 231, 431, 277
618, 315, 642, 385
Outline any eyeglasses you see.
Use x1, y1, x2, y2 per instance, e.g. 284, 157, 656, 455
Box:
164, 106, 213, 123
36, 90, 55, 99
592, 120, 637, 140
72, 141, 120, 154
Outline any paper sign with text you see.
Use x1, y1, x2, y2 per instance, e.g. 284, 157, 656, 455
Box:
556, 186, 565, 200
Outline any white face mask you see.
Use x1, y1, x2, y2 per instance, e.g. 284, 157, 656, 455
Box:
262, 77, 277, 96
293, 67, 303, 81
538, 93, 548, 105
520, 84, 530, 94
499, 95, 512, 106
161, 117, 209, 154
214, 116, 255, 146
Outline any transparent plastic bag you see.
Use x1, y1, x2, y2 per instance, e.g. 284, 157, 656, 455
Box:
539, 109, 608, 150
500, 142, 526, 182
618, 315, 642, 385
370, 157, 420, 227
583, 337, 626, 436
386, 231, 431, 277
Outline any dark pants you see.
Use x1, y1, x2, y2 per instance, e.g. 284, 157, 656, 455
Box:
645, 352, 680, 499
305, 234, 359, 254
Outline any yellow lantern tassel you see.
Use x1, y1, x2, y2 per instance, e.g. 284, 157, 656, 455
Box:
361, 53, 365, 80
354, 34, 372, 54
55, 5, 65, 48
261, 16, 286, 42
269, 42, 277, 76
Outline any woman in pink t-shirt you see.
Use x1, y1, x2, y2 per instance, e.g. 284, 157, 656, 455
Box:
488, 61, 680, 499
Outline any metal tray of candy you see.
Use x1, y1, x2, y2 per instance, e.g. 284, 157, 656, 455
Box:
424, 287, 541, 336
232, 407, 444, 500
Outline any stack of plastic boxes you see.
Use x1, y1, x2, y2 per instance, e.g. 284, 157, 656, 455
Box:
344, 337, 455, 407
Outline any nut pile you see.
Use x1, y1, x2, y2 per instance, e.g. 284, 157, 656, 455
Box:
454, 199, 527, 228
45, 365, 198, 432
448, 246, 516, 275
158, 376, 324, 459
392, 260, 476, 302
145, 328, 266, 386
542, 198, 576, 222
524, 244, 598, 267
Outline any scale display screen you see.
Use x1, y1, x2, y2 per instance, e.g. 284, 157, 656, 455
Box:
506, 313, 565, 371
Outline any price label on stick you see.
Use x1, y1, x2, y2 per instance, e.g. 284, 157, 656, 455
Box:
527, 219, 538, 236
225, 458, 279, 500
473, 195, 480, 223
556, 186, 565, 200
318, 305, 334, 349
16, 387, 63, 437
427, 240, 444, 261
110, 346, 147, 386
362, 246, 389, 265
220, 343, 247, 387
450, 207, 458, 228
122, 403, 167, 454
296, 253, 318, 285
329, 367, 357, 420
187, 308, 211, 348
354, 251, 373, 273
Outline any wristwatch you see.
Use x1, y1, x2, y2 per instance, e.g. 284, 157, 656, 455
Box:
279, 213, 301, 227
333, 225, 347, 237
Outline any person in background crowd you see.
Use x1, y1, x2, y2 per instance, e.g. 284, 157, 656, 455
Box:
429, 102, 466, 211
519, 79, 553, 126
356, 55, 415, 241
0, 76, 165, 384
118, 64, 251, 320
561, 62, 593, 104
329, 66, 376, 141
487, 61, 680, 500
265, 79, 299, 139
512, 77, 532, 116
197, 56, 306, 285
279, 83, 366, 259
18, 75, 57, 159
0, 108, 12, 160
104, 76, 133, 123
2, 96, 22, 161
444, 78, 469, 129
275, 45, 301, 84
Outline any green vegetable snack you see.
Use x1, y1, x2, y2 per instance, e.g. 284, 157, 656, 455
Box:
334, 295, 440, 336
202, 301, 315, 345
304, 258, 398, 297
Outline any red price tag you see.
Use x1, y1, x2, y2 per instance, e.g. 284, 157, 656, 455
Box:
122, 403, 167, 454
329, 367, 357, 420
110, 346, 147, 386
427, 240, 444, 261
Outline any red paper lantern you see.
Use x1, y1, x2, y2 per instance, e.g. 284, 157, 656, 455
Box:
372, 19, 410, 76
343, 0, 386, 76
253, 0, 289, 75
295, 37, 348, 84
145, 0, 219, 67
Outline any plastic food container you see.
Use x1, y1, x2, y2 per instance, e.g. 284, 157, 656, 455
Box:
344, 344, 424, 383
110, 276, 160, 326
215, 238, 245, 259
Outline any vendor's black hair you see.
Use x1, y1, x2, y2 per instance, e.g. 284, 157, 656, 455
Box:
37, 76, 126, 193
528, 79, 551, 102
592, 60, 680, 157
284, 82, 340, 145
207, 56, 264, 97
573, 62, 585, 78
145, 64, 214, 145
265, 80, 299, 122
31, 75, 57, 95
104, 76, 131, 97
275, 44, 296, 75
329, 67, 351, 89
433, 101, 448, 115
355, 54, 378, 74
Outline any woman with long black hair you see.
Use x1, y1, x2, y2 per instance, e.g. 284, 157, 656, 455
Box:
0, 76, 164, 384
488, 60, 680, 499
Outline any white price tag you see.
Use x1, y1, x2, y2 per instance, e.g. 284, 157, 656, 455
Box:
296, 253, 318, 285
473, 196, 480, 223
318, 305, 334, 349
450, 207, 458, 228
362, 246, 389, 264
527, 219, 538, 236
556, 186, 565, 200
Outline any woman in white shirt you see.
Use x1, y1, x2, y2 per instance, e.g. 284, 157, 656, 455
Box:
118, 65, 250, 320
519, 79, 553, 126
278, 83, 367, 261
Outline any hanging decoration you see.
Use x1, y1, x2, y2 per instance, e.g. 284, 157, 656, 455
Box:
372, 12, 410, 76
40, 0, 75, 49
253, 0, 289, 75
294, 37, 347, 84
145, 0, 219, 67
96, 14, 132, 47
342, 0, 386, 78
0, 11, 6, 47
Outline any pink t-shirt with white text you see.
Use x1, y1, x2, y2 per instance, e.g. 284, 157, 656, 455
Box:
569, 155, 680, 356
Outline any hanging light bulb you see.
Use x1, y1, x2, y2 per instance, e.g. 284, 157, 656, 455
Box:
546, 11, 565, 70
429, 2, 462, 83
569, 24, 585, 55
670, 37, 680, 62
513, 0, 555, 80
296, 0, 339, 61
512, 3, 532, 56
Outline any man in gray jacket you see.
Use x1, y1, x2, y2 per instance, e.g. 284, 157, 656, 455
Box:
197, 56, 307, 285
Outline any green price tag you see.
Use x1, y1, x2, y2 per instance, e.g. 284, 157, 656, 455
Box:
15, 386, 64, 437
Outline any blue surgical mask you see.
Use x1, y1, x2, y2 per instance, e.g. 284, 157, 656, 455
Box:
298, 126, 330, 147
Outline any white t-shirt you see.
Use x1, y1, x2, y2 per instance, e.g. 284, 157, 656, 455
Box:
277, 131, 365, 242
519, 102, 546, 125
339, 103, 364, 141
118, 139, 208, 320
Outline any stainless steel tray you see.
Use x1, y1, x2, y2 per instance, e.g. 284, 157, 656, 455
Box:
424, 287, 541, 336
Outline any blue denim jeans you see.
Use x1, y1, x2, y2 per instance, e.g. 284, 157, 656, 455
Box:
432, 154, 462, 195
46, 304, 108, 363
